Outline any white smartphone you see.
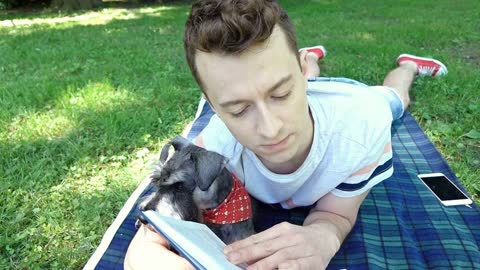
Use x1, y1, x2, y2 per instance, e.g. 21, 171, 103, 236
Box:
417, 173, 473, 206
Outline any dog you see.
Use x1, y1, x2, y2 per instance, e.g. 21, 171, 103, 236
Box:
138, 136, 255, 244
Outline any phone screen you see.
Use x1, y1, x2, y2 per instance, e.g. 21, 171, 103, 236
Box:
420, 175, 468, 201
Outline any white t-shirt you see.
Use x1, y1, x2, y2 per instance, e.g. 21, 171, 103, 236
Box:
198, 78, 397, 209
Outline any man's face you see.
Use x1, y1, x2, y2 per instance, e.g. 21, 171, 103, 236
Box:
195, 26, 313, 173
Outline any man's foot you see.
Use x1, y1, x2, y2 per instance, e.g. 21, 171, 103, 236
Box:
397, 54, 448, 77
299, 45, 327, 61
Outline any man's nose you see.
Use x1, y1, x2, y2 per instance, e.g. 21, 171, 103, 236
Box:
256, 104, 282, 139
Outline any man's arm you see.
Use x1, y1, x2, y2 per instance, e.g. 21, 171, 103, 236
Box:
304, 189, 369, 243
224, 190, 369, 270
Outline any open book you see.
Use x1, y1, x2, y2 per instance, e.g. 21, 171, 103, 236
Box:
140, 210, 245, 270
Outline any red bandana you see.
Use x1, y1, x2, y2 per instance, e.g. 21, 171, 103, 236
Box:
202, 174, 252, 224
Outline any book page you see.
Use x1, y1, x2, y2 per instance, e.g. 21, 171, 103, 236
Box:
141, 210, 244, 270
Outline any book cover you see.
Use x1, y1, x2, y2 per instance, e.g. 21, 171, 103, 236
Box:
140, 210, 245, 270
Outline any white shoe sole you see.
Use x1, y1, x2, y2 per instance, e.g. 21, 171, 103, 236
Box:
397, 53, 448, 76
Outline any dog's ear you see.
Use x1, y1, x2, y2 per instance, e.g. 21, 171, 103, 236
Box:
159, 142, 172, 164
171, 136, 191, 151
159, 136, 191, 164
191, 150, 228, 191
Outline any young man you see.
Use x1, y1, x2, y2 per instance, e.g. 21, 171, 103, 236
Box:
125, 0, 447, 269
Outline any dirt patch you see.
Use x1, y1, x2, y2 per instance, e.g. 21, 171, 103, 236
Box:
452, 42, 480, 66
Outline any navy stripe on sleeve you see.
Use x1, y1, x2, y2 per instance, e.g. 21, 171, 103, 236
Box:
336, 158, 393, 192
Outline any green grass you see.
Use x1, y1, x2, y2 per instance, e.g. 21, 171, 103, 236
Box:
0, 0, 479, 268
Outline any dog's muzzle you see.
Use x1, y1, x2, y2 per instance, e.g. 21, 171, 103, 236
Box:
202, 174, 252, 224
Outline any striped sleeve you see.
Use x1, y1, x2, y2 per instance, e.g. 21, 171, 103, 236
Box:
332, 140, 393, 197
328, 85, 395, 198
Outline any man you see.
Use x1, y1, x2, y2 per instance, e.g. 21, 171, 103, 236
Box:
125, 0, 447, 269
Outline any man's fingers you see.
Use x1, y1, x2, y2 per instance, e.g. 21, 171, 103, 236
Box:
225, 222, 296, 252
141, 224, 170, 247
125, 225, 194, 270
277, 257, 324, 270
248, 243, 320, 270
226, 223, 304, 265
245, 248, 301, 270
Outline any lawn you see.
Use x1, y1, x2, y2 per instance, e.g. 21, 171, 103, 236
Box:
0, 0, 479, 268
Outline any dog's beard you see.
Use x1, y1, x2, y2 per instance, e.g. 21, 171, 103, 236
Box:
139, 183, 200, 222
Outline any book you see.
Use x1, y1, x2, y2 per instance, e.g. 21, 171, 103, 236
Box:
140, 210, 245, 270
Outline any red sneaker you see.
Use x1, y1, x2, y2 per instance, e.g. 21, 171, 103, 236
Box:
397, 54, 448, 77
299, 45, 327, 60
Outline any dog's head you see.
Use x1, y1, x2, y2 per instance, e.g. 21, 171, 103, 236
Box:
152, 136, 229, 193
138, 136, 233, 222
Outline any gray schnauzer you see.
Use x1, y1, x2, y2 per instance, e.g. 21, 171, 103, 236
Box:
138, 136, 255, 244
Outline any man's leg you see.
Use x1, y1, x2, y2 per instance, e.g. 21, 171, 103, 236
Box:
383, 54, 448, 110
382, 62, 416, 110
299, 46, 326, 79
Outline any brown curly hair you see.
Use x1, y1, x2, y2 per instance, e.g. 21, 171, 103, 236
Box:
184, 0, 299, 91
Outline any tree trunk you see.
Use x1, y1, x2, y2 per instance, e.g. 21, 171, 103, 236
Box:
50, 0, 103, 10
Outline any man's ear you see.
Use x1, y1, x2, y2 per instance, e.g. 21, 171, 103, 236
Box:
202, 94, 216, 113
299, 49, 310, 80
191, 150, 228, 191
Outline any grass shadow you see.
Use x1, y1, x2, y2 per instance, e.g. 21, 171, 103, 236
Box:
0, 80, 196, 267
1, 5, 200, 268
0, 0, 191, 20
0, 3, 195, 126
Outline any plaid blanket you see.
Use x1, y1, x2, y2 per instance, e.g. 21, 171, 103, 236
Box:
85, 101, 480, 270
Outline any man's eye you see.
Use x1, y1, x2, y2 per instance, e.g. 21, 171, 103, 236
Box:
272, 91, 291, 100
231, 106, 248, 118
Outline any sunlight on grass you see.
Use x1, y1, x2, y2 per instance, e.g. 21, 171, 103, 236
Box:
0, 6, 174, 28
4, 81, 139, 142
62, 81, 138, 111
50, 144, 162, 196
6, 112, 74, 142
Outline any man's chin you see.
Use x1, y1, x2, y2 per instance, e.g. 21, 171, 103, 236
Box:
256, 151, 297, 173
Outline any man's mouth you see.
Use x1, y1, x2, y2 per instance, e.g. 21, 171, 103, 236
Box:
261, 134, 291, 152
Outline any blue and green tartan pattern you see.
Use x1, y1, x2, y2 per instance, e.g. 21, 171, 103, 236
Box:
90, 101, 480, 269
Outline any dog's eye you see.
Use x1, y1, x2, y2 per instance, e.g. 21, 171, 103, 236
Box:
159, 171, 170, 180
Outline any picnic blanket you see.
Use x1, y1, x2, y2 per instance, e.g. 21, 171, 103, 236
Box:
84, 100, 480, 270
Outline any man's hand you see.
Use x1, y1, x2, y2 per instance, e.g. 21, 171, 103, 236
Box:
224, 191, 369, 270
125, 224, 194, 270
224, 221, 341, 270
